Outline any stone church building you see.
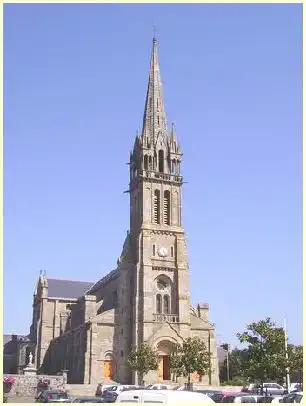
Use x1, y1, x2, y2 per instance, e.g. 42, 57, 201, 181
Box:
28, 37, 220, 386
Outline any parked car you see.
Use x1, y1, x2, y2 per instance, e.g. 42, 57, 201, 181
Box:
242, 383, 285, 396
146, 384, 173, 390
278, 392, 303, 403
115, 389, 215, 403
221, 393, 274, 403
195, 390, 224, 402
242, 384, 258, 394
262, 383, 285, 396
36, 390, 70, 403
103, 385, 140, 403
220, 392, 249, 402
96, 384, 116, 397
71, 396, 107, 403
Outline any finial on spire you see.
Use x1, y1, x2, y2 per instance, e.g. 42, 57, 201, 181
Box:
142, 33, 167, 141
153, 23, 157, 41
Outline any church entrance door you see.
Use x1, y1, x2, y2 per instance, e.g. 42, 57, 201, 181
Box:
157, 356, 163, 382
103, 360, 113, 380
157, 340, 177, 382
162, 356, 170, 380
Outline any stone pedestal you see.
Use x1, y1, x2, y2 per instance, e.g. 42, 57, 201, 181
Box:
61, 370, 68, 385
23, 365, 37, 376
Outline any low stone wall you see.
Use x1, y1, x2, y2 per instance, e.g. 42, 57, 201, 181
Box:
4, 374, 65, 397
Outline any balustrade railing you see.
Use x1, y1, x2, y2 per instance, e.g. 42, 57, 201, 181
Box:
140, 170, 182, 183
153, 313, 179, 323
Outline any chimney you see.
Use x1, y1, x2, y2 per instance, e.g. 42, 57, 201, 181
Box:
197, 303, 209, 322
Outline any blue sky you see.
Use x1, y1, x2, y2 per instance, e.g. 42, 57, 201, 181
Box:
4, 4, 302, 347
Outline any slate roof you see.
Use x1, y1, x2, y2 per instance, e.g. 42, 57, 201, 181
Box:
87, 269, 119, 294
47, 278, 94, 299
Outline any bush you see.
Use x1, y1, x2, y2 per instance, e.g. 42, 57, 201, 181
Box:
3, 376, 16, 385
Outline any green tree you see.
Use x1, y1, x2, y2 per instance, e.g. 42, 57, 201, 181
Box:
169, 351, 185, 383
219, 348, 249, 384
127, 343, 158, 385
169, 337, 211, 385
288, 345, 303, 383
237, 318, 287, 389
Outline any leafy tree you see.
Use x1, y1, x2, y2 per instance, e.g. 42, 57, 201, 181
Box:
237, 318, 287, 389
219, 348, 249, 384
287, 345, 303, 383
169, 337, 211, 385
127, 343, 158, 384
169, 351, 185, 383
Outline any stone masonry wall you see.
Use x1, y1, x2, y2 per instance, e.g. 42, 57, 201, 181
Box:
4, 374, 65, 397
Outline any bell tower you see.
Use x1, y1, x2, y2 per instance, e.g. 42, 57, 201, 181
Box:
129, 37, 191, 357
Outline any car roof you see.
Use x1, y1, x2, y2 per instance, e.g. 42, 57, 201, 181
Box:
119, 389, 210, 396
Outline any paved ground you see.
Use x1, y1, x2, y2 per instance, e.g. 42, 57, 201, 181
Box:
6, 396, 36, 403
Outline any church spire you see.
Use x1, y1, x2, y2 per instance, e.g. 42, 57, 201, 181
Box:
142, 37, 167, 143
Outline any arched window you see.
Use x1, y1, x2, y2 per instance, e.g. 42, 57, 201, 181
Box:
144, 155, 148, 170
163, 190, 170, 225
158, 150, 164, 173
154, 151, 157, 171
153, 244, 156, 256
171, 246, 174, 258
149, 155, 152, 170
153, 190, 160, 224
164, 295, 170, 314
156, 294, 162, 314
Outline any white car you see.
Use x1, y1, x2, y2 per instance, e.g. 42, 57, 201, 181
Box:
146, 384, 173, 390
261, 383, 285, 396
116, 389, 215, 403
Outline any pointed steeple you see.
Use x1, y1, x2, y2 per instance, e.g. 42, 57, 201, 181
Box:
142, 37, 167, 144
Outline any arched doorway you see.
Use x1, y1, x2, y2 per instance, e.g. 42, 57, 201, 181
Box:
103, 352, 114, 380
156, 340, 177, 382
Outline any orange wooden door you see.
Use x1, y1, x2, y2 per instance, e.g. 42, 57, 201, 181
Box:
157, 357, 163, 382
103, 360, 113, 379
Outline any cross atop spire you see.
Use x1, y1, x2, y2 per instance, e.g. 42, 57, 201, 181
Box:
141, 36, 167, 144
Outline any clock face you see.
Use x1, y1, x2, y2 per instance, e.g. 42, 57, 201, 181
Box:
158, 247, 168, 257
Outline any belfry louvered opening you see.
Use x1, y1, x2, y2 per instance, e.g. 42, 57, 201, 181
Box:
163, 190, 170, 225
153, 190, 160, 224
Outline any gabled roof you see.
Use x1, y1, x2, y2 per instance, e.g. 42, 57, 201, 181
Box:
47, 278, 94, 299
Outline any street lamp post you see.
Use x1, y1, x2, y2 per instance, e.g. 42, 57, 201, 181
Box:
226, 349, 230, 382
284, 319, 291, 393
